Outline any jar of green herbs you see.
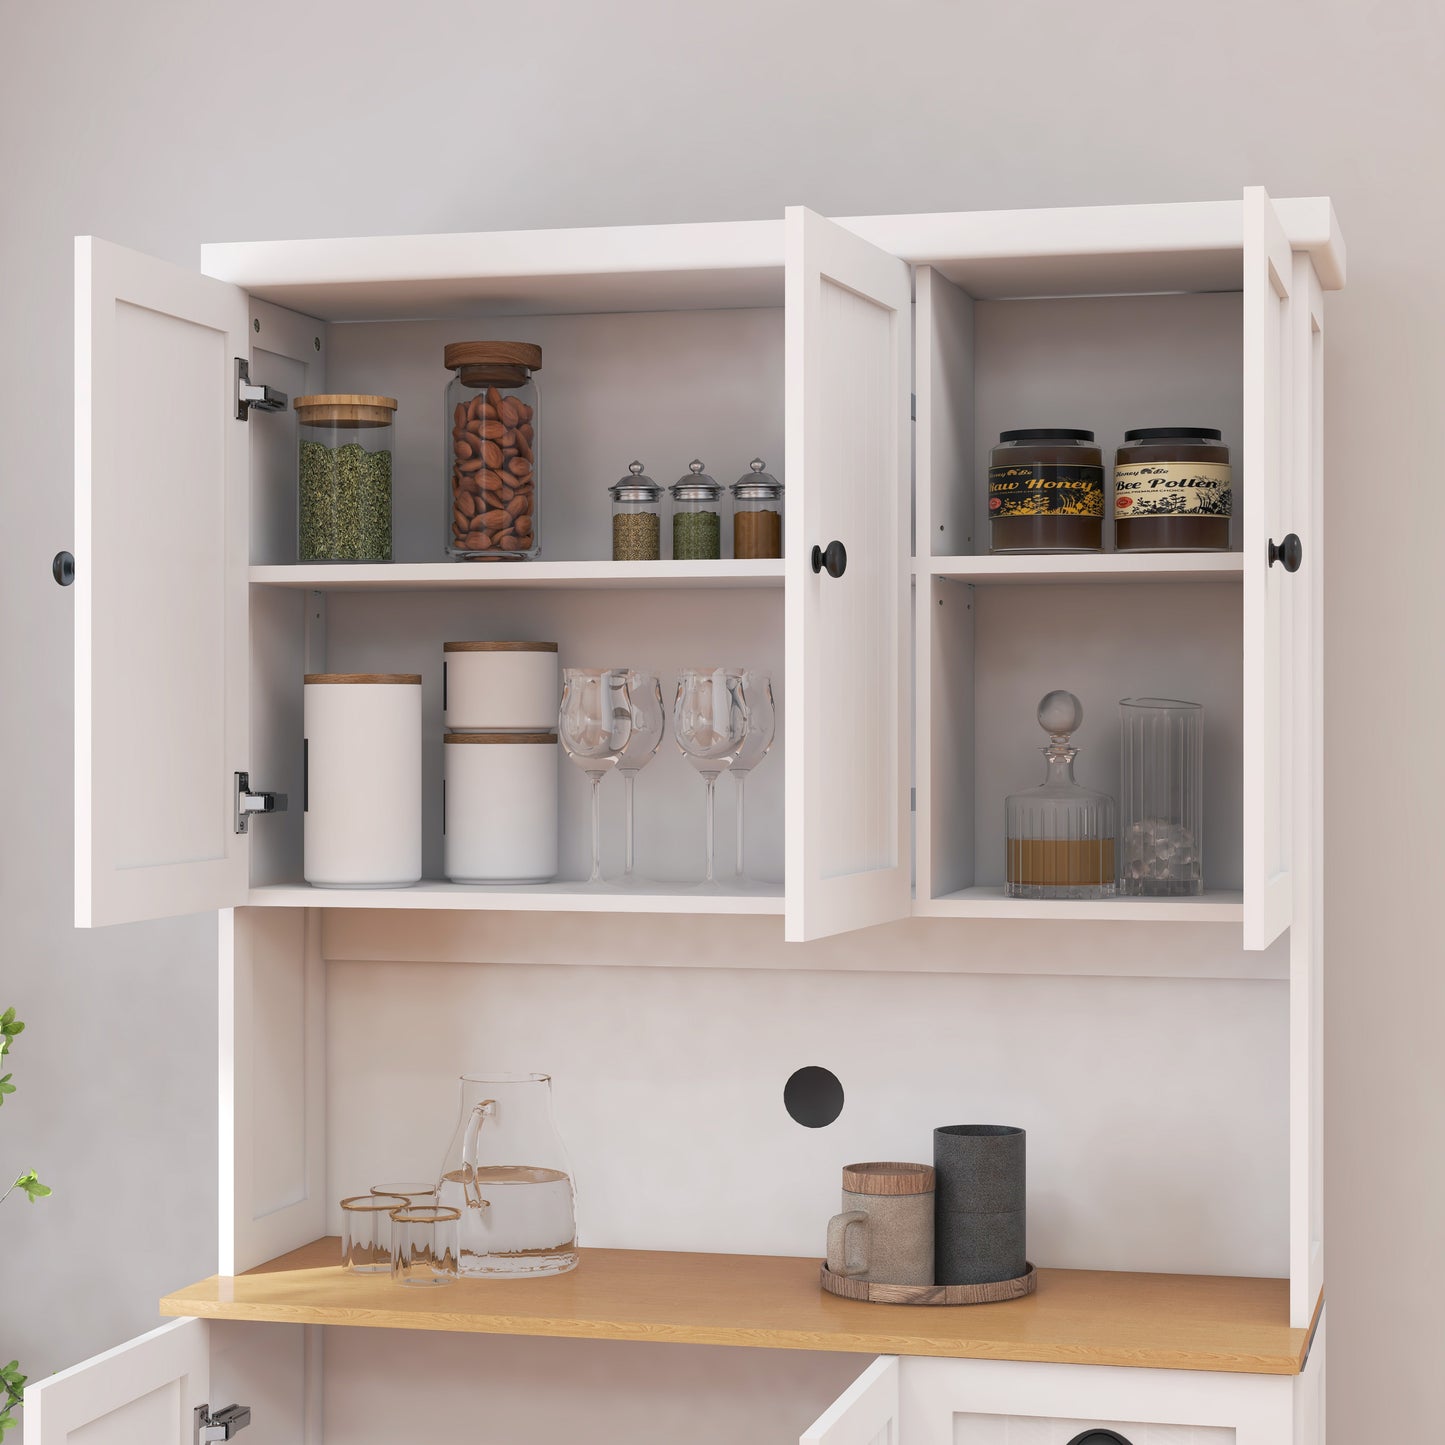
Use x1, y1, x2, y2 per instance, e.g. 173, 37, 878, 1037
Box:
668, 459, 726, 560
295, 394, 396, 561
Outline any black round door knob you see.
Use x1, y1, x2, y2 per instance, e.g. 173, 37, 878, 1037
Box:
52, 551, 75, 586
1268, 533, 1303, 571
1066, 1432, 1134, 1445
810, 540, 847, 578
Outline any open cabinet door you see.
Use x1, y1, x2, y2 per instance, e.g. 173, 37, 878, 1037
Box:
802, 1356, 899, 1445
784, 208, 912, 943
75, 238, 251, 927
1241, 189, 1298, 951
25, 1318, 208, 1444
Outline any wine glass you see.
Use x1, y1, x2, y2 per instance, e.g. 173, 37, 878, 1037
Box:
558, 669, 633, 885
673, 668, 748, 887
730, 671, 775, 884
615, 672, 665, 886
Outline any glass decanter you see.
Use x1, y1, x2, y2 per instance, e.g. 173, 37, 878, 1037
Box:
435, 1072, 578, 1277
1005, 690, 1117, 899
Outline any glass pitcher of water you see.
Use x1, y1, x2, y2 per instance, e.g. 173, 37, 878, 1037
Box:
436, 1072, 578, 1277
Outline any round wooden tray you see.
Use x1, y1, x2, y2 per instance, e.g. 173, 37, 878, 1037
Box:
819, 1261, 1037, 1306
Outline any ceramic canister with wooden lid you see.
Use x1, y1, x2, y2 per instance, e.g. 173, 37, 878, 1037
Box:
443, 733, 559, 883
303, 674, 422, 887
443, 641, 559, 732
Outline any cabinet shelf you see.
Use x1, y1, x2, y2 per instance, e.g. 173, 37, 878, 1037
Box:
916, 887, 1244, 922
925, 554, 1245, 586
249, 560, 786, 592
248, 879, 785, 914
159, 1238, 1316, 1376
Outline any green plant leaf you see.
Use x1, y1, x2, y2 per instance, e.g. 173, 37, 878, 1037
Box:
0, 1073, 13, 1103
13, 1171, 50, 1203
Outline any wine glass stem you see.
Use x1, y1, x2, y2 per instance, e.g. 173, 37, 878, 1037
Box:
623, 771, 636, 878
704, 774, 717, 885
589, 773, 603, 884
735, 770, 748, 880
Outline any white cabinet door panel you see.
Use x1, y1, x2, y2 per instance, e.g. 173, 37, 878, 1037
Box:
1241, 189, 1298, 951
802, 1356, 899, 1445
25, 1318, 207, 1445
75, 238, 251, 926
784, 207, 912, 942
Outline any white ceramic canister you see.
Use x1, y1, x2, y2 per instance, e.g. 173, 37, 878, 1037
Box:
304, 674, 423, 888
443, 732, 559, 884
443, 641, 559, 732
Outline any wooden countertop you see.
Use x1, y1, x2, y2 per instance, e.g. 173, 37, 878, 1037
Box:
160, 1239, 1318, 1375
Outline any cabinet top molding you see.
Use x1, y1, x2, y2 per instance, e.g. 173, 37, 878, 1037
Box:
196, 196, 1342, 321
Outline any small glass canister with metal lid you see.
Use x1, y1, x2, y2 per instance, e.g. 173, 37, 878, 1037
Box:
669, 459, 726, 560
609, 461, 665, 560
730, 458, 784, 559
444, 341, 540, 561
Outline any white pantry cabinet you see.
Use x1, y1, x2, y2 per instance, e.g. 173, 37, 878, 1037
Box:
41, 190, 1340, 1445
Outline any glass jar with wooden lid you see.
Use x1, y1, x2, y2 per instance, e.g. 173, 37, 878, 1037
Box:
295, 395, 396, 561
988, 428, 1104, 553
444, 341, 540, 561
1114, 427, 1232, 551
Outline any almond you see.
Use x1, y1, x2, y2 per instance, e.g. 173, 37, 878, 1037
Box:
506, 457, 531, 479
479, 419, 506, 441
505, 494, 529, 519
519, 422, 534, 443
453, 402, 467, 429
480, 508, 509, 529
457, 456, 484, 474
500, 428, 516, 448
481, 402, 498, 421
467, 395, 485, 422
481, 440, 504, 469
498, 395, 523, 428
486, 386, 503, 410
519, 402, 533, 423
464, 531, 491, 549
514, 433, 533, 463
499, 484, 515, 503
454, 437, 475, 460
495, 532, 519, 549
514, 515, 533, 538
458, 492, 477, 519
453, 508, 469, 531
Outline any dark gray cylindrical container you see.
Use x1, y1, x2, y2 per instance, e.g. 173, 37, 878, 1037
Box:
933, 1125, 1026, 1285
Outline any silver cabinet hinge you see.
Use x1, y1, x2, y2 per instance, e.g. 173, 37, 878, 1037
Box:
195, 1402, 252, 1443
235, 771, 287, 834
235, 357, 287, 420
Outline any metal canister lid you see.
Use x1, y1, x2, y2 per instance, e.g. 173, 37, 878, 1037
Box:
608, 460, 663, 503
669, 458, 722, 502
731, 457, 782, 500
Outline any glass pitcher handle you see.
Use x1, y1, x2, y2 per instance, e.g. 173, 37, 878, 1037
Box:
461, 1099, 496, 1210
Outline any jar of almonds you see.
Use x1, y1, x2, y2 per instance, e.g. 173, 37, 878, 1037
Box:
444, 341, 540, 560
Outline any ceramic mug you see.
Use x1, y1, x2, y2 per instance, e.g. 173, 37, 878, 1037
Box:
825, 1161, 934, 1285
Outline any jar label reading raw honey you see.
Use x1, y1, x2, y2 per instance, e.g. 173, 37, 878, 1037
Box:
1114, 462, 1232, 519
988, 464, 1105, 519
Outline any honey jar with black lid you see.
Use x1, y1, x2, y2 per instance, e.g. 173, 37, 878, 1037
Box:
1114, 426, 1232, 552
988, 429, 1104, 553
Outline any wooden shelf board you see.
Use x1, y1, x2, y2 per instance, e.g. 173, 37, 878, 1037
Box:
160, 1239, 1313, 1376
917, 887, 1245, 922
248, 879, 785, 915
250, 560, 786, 592
925, 554, 1244, 586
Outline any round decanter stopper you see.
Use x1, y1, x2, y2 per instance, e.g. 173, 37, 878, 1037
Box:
1037, 689, 1083, 741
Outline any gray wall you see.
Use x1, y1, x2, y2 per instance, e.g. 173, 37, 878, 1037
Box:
1, 0, 1438, 1436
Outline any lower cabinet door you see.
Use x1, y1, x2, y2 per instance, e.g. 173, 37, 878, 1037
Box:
802, 1356, 901, 1445
25, 1318, 306, 1445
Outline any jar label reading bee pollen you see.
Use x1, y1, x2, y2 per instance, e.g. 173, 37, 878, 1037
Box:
1114, 462, 1232, 519
988, 464, 1105, 519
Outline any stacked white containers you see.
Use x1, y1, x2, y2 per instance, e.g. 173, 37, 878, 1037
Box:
443, 643, 560, 884
304, 674, 423, 887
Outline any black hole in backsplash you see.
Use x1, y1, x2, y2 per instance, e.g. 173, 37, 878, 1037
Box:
784, 1066, 844, 1128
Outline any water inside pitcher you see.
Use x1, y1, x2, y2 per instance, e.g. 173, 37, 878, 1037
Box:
436, 1072, 578, 1277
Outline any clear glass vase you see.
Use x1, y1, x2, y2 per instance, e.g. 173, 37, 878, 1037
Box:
435, 1072, 578, 1277
1005, 690, 1117, 899
1119, 698, 1204, 896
